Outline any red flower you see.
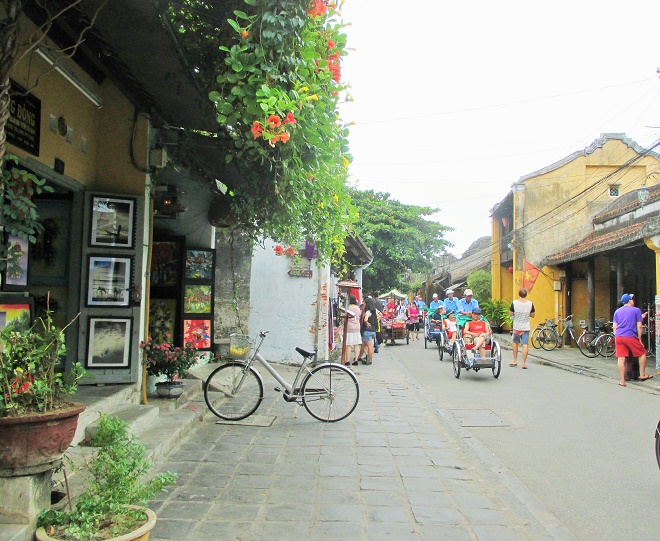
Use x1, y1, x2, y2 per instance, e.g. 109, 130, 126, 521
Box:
327, 40, 335, 49
274, 245, 284, 255
285, 246, 296, 257
283, 112, 297, 125
266, 114, 281, 127
241, 30, 249, 39
308, 0, 328, 17
278, 131, 291, 143
251, 121, 263, 139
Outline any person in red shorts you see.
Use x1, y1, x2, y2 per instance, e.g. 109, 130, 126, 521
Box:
613, 293, 653, 387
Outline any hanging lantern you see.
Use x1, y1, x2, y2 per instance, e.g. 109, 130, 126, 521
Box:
508, 266, 514, 274
501, 216, 509, 228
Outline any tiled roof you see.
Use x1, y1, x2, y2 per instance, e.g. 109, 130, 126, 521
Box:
542, 219, 659, 266
594, 183, 660, 224
448, 245, 491, 282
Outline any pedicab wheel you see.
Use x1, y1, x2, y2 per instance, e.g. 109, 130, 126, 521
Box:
424, 334, 428, 349
438, 339, 444, 361
452, 346, 461, 378
406, 328, 410, 344
491, 341, 502, 378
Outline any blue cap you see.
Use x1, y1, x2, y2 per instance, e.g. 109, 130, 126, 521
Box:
621, 293, 633, 304
472, 307, 482, 314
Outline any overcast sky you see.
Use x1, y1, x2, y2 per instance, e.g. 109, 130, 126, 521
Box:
338, 0, 660, 256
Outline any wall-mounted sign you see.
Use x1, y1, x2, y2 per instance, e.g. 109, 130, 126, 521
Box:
288, 268, 313, 278
7, 80, 41, 156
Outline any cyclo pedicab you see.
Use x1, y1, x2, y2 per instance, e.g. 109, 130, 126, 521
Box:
423, 308, 445, 349
451, 313, 502, 378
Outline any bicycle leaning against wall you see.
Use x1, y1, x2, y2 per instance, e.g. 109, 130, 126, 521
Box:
532, 315, 601, 357
204, 330, 360, 423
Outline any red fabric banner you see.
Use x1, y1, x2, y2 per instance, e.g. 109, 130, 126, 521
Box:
522, 260, 541, 292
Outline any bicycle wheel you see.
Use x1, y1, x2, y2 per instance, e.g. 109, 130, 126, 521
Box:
491, 341, 502, 378
204, 362, 264, 421
577, 331, 599, 358
596, 333, 615, 357
531, 327, 543, 349
452, 345, 461, 379
655, 421, 660, 471
540, 328, 559, 351
301, 363, 359, 422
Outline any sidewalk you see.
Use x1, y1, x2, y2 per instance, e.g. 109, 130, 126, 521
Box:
495, 333, 660, 394
148, 350, 572, 541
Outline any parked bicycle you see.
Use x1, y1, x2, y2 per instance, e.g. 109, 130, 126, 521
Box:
203, 331, 359, 423
532, 315, 601, 357
593, 319, 615, 357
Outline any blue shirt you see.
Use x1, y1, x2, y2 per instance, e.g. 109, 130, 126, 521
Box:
429, 300, 443, 311
457, 297, 479, 314
414, 300, 426, 309
443, 297, 460, 313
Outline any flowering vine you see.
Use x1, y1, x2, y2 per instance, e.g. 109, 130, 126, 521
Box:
205, 0, 358, 261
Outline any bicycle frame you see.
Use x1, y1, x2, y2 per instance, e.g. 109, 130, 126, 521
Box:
239, 331, 321, 398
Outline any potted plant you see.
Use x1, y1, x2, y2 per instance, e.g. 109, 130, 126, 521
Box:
36, 414, 176, 541
0, 301, 86, 476
481, 298, 511, 333
139, 336, 207, 398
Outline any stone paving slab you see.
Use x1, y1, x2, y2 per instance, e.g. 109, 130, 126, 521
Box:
149, 350, 572, 541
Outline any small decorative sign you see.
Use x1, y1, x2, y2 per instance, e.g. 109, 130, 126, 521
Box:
7, 80, 41, 156
288, 268, 313, 278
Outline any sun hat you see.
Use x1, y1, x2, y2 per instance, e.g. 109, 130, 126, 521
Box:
620, 293, 633, 304
464, 289, 473, 296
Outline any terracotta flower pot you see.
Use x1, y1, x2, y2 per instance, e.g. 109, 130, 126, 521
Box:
0, 403, 86, 477
35, 505, 157, 541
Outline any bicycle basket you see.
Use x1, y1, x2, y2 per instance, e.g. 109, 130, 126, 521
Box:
546, 319, 557, 327
229, 333, 251, 359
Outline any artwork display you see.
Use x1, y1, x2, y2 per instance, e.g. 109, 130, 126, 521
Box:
183, 319, 211, 349
183, 284, 212, 314
151, 241, 183, 288
0, 301, 32, 331
149, 299, 178, 344
86, 317, 132, 368
30, 199, 71, 285
90, 196, 135, 248
185, 249, 214, 280
4, 234, 29, 287
87, 256, 132, 307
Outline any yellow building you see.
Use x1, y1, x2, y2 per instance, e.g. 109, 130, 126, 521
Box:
492, 134, 660, 345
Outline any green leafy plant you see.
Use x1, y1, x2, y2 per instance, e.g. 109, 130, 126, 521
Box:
467, 269, 492, 302
201, 0, 357, 261
140, 336, 209, 383
1, 154, 54, 272
37, 415, 176, 541
481, 298, 511, 328
0, 299, 85, 417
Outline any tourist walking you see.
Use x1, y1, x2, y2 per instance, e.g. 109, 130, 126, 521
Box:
342, 294, 362, 366
509, 288, 535, 369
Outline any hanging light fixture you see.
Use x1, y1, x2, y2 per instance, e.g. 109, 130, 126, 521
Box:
638, 171, 659, 205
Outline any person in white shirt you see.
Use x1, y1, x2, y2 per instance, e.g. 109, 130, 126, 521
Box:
509, 288, 535, 369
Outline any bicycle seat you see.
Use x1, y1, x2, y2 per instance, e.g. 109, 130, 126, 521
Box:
295, 347, 316, 359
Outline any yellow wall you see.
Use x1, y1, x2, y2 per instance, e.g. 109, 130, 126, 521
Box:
7, 23, 148, 195
501, 137, 660, 323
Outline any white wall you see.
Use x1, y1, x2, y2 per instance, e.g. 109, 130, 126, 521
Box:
248, 239, 330, 364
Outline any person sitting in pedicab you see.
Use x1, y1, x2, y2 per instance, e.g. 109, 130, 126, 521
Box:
462, 307, 491, 358
443, 311, 458, 349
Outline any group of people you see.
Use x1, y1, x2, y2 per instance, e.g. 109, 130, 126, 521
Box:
341, 295, 381, 367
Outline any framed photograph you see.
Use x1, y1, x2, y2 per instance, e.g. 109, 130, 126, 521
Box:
183, 318, 212, 349
185, 249, 214, 280
90, 196, 135, 248
0, 298, 33, 331
3, 234, 29, 288
151, 240, 183, 288
183, 284, 212, 314
87, 256, 132, 307
86, 317, 132, 369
